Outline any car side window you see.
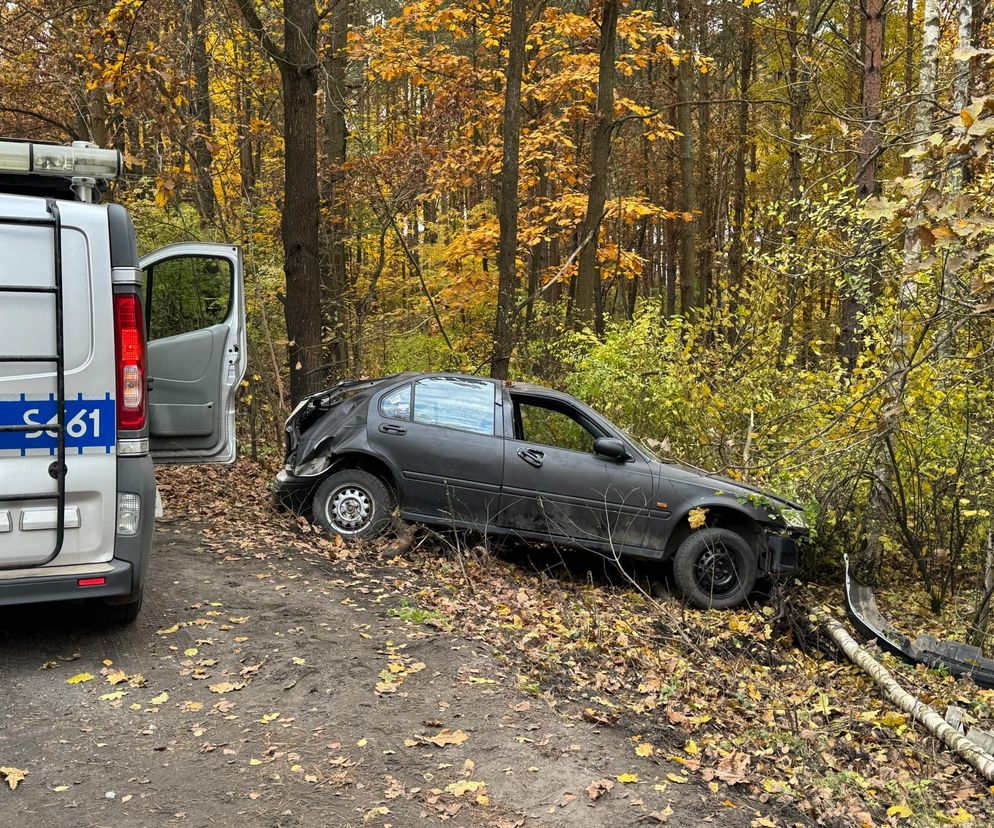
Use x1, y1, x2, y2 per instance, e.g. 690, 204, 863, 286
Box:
413, 377, 495, 435
515, 398, 598, 453
144, 255, 233, 340
380, 384, 412, 420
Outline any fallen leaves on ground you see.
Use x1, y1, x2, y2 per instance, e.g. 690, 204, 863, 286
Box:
0, 767, 26, 790
157, 460, 994, 826
209, 681, 245, 694
418, 728, 469, 748
587, 778, 614, 800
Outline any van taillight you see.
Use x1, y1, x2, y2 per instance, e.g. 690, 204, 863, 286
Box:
113, 293, 146, 431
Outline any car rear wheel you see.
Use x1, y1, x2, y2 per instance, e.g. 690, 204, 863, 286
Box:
312, 469, 395, 541
672, 527, 757, 610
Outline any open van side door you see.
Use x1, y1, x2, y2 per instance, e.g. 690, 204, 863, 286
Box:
140, 243, 247, 464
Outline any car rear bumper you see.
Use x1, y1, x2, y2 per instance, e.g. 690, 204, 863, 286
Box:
272, 468, 319, 514
0, 558, 134, 607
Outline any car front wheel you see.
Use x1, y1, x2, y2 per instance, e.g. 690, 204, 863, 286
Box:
672, 527, 758, 610
312, 469, 395, 541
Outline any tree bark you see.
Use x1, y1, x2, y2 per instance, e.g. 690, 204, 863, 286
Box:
187, 0, 216, 223
855, 0, 885, 203
695, 1, 711, 311
323, 0, 351, 380
778, 0, 819, 362
235, 0, 324, 404
573, 0, 619, 333
839, 0, 886, 368
728, 6, 752, 292
491, 0, 529, 379
951, 0, 974, 185
675, 0, 699, 314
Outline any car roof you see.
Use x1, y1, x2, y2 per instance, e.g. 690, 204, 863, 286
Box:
379, 372, 570, 400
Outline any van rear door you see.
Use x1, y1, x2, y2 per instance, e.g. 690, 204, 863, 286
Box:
0, 196, 118, 570
141, 243, 247, 463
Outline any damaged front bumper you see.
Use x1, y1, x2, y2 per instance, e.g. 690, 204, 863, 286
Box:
843, 554, 994, 689
762, 531, 804, 575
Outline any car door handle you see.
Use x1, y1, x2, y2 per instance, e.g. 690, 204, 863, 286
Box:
516, 448, 545, 468
379, 423, 407, 435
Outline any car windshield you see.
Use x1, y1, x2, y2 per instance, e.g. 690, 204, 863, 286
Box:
610, 422, 662, 462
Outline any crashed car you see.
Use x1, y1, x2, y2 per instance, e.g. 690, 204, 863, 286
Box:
273, 373, 808, 609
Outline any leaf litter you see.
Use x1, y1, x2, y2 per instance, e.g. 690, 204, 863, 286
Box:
154, 459, 994, 826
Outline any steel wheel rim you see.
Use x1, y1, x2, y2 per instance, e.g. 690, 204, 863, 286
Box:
694, 542, 741, 598
326, 485, 374, 534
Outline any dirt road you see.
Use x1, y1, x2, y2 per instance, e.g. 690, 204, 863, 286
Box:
0, 517, 773, 827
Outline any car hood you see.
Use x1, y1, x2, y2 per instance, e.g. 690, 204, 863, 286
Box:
658, 462, 803, 511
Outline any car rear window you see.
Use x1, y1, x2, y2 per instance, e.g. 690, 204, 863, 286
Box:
380, 384, 412, 419
413, 377, 495, 435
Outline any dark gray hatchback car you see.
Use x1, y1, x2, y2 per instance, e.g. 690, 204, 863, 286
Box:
273, 373, 807, 608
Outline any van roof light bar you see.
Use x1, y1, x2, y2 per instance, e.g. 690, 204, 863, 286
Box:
0, 139, 122, 181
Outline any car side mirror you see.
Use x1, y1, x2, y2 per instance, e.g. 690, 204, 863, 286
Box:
594, 437, 629, 461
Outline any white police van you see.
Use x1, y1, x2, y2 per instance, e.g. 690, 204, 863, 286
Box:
0, 139, 247, 621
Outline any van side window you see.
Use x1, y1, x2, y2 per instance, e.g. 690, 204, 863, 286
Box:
145, 256, 233, 340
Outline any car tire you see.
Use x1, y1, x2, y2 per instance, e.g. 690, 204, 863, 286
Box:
312, 469, 395, 541
99, 589, 143, 624
672, 527, 757, 610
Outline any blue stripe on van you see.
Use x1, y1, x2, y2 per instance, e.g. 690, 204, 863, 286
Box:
0, 397, 116, 451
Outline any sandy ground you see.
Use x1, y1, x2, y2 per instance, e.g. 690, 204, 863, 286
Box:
0, 517, 780, 827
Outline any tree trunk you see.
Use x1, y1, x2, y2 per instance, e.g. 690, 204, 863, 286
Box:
187, 0, 216, 223
87, 87, 109, 148
491, 0, 529, 379
778, 0, 819, 362
839, 0, 886, 368
728, 6, 752, 292
675, 0, 699, 314
283, 3, 323, 402
951, 0, 974, 185
235, 0, 325, 404
323, 0, 351, 381
855, 0, 885, 203
695, 2, 711, 312
825, 617, 994, 783
573, 0, 619, 333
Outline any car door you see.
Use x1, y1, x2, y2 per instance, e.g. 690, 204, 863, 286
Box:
498, 393, 653, 552
367, 376, 504, 526
140, 243, 247, 463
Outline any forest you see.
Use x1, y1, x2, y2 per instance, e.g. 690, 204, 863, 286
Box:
2, 0, 993, 633
1, 0, 993, 619
2, 0, 994, 821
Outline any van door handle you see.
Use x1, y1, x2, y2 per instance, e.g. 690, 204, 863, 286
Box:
516, 448, 544, 468
379, 423, 407, 435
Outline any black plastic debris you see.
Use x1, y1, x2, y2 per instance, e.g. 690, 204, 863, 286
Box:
843, 554, 994, 689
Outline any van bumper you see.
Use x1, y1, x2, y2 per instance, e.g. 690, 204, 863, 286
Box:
0, 559, 133, 606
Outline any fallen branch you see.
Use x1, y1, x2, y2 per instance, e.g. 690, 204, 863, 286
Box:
825, 617, 994, 783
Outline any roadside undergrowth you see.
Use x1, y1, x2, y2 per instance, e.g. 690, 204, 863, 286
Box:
159, 460, 994, 828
